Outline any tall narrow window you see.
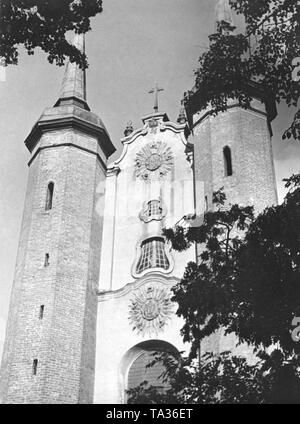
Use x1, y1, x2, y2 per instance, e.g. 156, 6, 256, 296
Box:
39, 305, 44, 320
45, 182, 54, 210
32, 359, 38, 375
44, 253, 49, 267
223, 146, 233, 177
136, 237, 170, 274
205, 195, 208, 211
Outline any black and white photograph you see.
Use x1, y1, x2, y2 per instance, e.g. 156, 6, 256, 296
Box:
0, 0, 299, 407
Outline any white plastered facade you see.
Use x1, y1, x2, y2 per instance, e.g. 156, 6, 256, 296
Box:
94, 112, 196, 404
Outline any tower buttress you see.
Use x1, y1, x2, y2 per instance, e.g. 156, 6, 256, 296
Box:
0, 34, 115, 404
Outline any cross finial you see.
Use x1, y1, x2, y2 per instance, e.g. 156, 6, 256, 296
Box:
148, 83, 164, 113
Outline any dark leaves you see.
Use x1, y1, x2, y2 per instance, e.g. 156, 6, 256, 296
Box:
146, 175, 300, 404
0, 0, 104, 68
165, 174, 300, 356
127, 351, 273, 404
184, 0, 300, 140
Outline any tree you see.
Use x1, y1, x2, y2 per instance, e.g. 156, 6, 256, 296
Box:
164, 173, 300, 352
183, 0, 300, 140
127, 351, 268, 404
165, 174, 300, 403
163, 174, 299, 354
128, 1, 300, 405
0, 0, 104, 69
127, 175, 300, 404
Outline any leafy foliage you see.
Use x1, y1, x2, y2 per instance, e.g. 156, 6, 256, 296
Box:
0, 0, 104, 68
159, 175, 300, 403
184, 0, 300, 140
127, 350, 300, 404
128, 175, 300, 404
164, 175, 300, 357
129, 1, 300, 405
164, 188, 257, 358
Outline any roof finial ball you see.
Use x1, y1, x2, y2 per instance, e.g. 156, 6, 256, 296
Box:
124, 121, 134, 137
177, 108, 187, 124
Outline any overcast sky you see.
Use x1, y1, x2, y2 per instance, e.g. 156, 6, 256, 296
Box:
0, 0, 299, 359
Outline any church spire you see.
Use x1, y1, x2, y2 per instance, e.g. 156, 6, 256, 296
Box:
54, 33, 89, 110
214, 0, 234, 32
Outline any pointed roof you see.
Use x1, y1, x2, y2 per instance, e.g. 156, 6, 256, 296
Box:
215, 0, 234, 30
24, 32, 116, 159
54, 33, 89, 111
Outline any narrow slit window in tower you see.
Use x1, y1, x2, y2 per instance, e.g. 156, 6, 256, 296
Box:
32, 359, 38, 375
223, 146, 233, 177
45, 182, 54, 210
39, 305, 44, 320
44, 253, 49, 267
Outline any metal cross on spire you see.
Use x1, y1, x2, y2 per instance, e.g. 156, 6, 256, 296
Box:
148, 83, 164, 113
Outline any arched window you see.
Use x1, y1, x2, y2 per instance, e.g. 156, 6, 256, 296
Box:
32, 359, 38, 375
122, 340, 180, 404
45, 182, 54, 210
39, 305, 44, 320
223, 146, 233, 177
127, 350, 174, 397
44, 253, 49, 267
136, 237, 169, 274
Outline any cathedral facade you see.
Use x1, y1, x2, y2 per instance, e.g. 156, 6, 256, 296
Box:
0, 2, 278, 404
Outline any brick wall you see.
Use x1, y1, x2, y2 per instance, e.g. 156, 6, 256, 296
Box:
0, 128, 106, 404
193, 106, 278, 213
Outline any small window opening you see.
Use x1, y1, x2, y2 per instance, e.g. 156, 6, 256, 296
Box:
39, 305, 44, 320
223, 146, 233, 177
44, 253, 49, 267
205, 195, 208, 211
32, 359, 38, 375
45, 182, 54, 210
147, 200, 162, 218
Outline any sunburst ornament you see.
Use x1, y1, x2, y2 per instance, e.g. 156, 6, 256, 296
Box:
135, 141, 173, 182
128, 285, 173, 336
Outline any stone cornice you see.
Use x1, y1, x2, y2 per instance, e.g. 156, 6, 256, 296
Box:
141, 111, 169, 124
106, 165, 121, 177
97, 273, 179, 301
121, 120, 190, 145
24, 106, 116, 159
193, 103, 269, 129
186, 79, 277, 130
27, 142, 107, 172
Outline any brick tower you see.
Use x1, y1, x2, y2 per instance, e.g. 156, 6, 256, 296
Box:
188, 0, 278, 356
0, 34, 115, 404
190, 0, 278, 218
